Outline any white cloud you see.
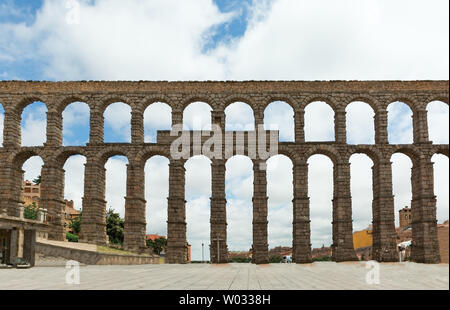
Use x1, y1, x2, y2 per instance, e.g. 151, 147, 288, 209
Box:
226, 156, 253, 252
346, 102, 375, 144
308, 155, 333, 248
144, 102, 172, 143
105, 156, 129, 217
391, 153, 413, 226
103, 102, 131, 142
264, 101, 294, 142
304, 102, 335, 141
63, 155, 86, 211
62, 101, 90, 145
215, 0, 449, 80
350, 154, 373, 231
145, 156, 169, 236
22, 156, 44, 182
0, 0, 231, 80
225, 102, 255, 131
433, 154, 449, 224
387, 102, 413, 144
427, 101, 449, 144
267, 155, 293, 248
183, 102, 212, 131
21, 103, 47, 146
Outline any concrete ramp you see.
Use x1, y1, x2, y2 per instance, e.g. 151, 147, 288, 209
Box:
36, 238, 159, 265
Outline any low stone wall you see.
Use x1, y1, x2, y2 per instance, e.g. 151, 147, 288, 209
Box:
36, 242, 159, 265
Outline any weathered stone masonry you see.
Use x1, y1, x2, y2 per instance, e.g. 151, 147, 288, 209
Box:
0, 81, 448, 264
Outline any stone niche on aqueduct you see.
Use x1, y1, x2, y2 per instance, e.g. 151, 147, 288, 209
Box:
0, 80, 448, 264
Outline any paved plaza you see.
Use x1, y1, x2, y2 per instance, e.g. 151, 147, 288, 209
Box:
0, 262, 448, 290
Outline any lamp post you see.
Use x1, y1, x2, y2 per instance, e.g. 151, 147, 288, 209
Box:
202, 243, 204, 263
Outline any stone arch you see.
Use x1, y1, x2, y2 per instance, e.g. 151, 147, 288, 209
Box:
56, 95, 92, 114
263, 95, 297, 111
303, 95, 337, 111
95, 147, 131, 167
15, 96, 49, 115
264, 101, 295, 142
181, 95, 215, 112
344, 95, 379, 112
432, 145, 450, 158
222, 94, 255, 112
97, 95, 131, 114
390, 146, 421, 166
305, 146, 340, 165
387, 97, 418, 113
425, 95, 449, 106
349, 147, 380, 165
9, 149, 46, 169
54, 149, 89, 168
136, 147, 171, 167
142, 95, 173, 112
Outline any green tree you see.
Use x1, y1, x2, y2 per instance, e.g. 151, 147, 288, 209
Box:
269, 255, 282, 263
146, 237, 167, 255
33, 175, 41, 185
106, 208, 124, 245
24, 202, 38, 220
69, 213, 82, 234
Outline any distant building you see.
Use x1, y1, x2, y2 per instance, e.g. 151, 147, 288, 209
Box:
228, 251, 251, 259
399, 206, 412, 230
146, 234, 166, 241
437, 220, 449, 263
64, 200, 80, 233
311, 246, 332, 258
22, 181, 80, 234
269, 246, 292, 257
187, 243, 191, 263
353, 225, 373, 260
23, 180, 40, 207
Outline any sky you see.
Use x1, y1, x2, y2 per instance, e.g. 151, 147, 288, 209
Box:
0, 0, 449, 261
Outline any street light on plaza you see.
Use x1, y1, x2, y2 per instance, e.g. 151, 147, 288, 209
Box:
202, 243, 204, 263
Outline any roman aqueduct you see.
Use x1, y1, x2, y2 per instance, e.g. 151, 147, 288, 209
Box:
0, 80, 448, 264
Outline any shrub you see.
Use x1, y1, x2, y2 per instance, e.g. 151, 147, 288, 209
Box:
228, 257, 251, 263
269, 255, 282, 263
24, 203, 38, 220
312, 255, 332, 262
66, 232, 79, 242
